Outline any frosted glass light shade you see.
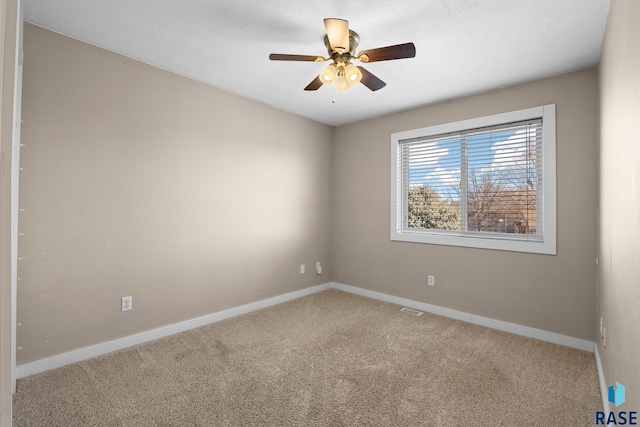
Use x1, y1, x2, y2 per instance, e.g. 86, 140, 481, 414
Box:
320, 64, 337, 85
324, 18, 349, 53
344, 63, 362, 84
336, 75, 350, 92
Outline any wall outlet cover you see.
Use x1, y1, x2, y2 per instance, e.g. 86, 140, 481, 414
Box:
121, 296, 133, 312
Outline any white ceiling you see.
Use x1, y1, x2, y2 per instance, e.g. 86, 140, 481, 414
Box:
24, 0, 610, 127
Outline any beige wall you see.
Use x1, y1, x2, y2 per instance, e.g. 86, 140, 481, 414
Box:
1, 0, 18, 425
15, 8, 616, 391
598, 0, 640, 410
12, 0, 640, 418
332, 69, 598, 340
17, 24, 333, 364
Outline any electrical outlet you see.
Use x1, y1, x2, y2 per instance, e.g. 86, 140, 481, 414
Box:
121, 296, 133, 312
300, 264, 305, 274
316, 262, 322, 275
428, 275, 435, 287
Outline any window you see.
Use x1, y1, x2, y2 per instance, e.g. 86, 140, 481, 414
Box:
391, 105, 556, 254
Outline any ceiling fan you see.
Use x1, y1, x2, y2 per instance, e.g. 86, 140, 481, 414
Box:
269, 18, 416, 92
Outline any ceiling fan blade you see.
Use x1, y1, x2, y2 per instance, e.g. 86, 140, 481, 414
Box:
269, 54, 325, 62
323, 18, 350, 53
358, 42, 416, 62
304, 76, 324, 91
358, 66, 386, 91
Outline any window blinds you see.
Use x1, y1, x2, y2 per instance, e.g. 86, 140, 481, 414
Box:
399, 118, 543, 241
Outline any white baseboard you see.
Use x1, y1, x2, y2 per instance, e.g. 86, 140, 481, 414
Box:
16, 283, 330, 379
594, 342, 609, 412
329, 282, 595, 352
17, 281, 596, 379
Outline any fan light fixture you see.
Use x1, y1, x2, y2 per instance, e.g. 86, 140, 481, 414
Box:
269, 18, 416, 92
319, 62, 362, 91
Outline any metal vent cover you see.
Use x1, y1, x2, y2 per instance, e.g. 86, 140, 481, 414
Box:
400, 307, 423, 316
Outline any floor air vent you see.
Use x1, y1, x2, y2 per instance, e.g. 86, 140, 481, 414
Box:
400, 307, 423, 316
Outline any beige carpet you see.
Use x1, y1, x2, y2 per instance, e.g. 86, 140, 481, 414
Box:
13, 289, 601, 426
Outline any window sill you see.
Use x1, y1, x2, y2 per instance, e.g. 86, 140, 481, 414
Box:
390, 230, 556, 255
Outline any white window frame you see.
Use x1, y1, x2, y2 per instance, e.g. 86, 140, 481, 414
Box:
391, 104, 556, 255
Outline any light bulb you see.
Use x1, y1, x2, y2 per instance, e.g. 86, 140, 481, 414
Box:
344, 63, 362, 84
336, 75, 350, 92
319, 64, 337, 85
